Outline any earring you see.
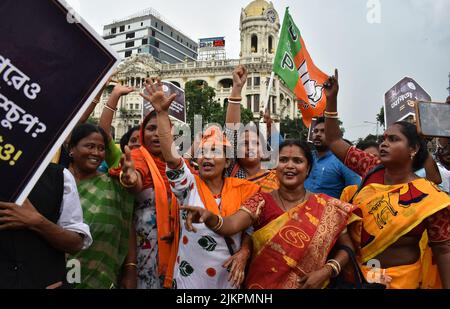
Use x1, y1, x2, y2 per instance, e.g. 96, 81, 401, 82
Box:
410, 153, 416, 160
69, 152, 73, 158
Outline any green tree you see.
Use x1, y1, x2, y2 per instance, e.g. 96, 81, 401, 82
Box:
184, 80, 253, 134
280, 116, 308, 141
356, 134, 379, 149
377, 106, 385, 130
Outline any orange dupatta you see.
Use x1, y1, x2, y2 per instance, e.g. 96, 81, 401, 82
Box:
137, 146, 173, 276
194, 176, 260, 217
163, 176, 260, 288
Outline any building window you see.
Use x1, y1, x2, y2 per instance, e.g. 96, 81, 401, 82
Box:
125, 50, 132, 57
128, 25, 130, 29
247, 95, 252, 111
171, 31, 173, 37
181, 38, 183, 43
141, 22, 144, 26
135, 104, 139, 110
254, 94, 260, 112
152, 30, 156, 37
177, 35, 180, 41
161, 25, 164, 31
251, 35, 258, 53
142, 38, 148, 45
247, 77, 252, 87
119, 25, 125, 32
126, 32, 135, 39
111, 27, 116, 34
125, 41, 134, 48
272, 98, 276, 114
269, 36, 274, 54
155, 22, 158, 28
154, 40, 160, 48
254, 77, 260, 86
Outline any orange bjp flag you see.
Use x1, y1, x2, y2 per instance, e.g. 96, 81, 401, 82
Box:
273, 8, 328, 128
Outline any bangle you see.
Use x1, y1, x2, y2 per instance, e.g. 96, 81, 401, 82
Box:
324, 111, 339, 118
325, 262, 339, 278
211, 215, 224, 232
228, 97, 242, 101
326, 259, 341, 275
124, 263, 137, 268
324, 111, 338, 116
119, 170, 137, 188
228, 100, 242, 105
104, 104, 117, 112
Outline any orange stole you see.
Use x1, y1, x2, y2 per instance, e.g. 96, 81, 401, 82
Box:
245, 194, 355, 289
163, 176, 259, 288
137, 146, 172, 276
195, 176, 260, 216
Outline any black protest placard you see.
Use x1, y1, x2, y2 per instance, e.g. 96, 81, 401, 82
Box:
143, 81, 186, 123
384, 77, 431, 127
0, 0, 119, 203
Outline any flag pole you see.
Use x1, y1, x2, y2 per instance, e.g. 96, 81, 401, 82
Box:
260, 71, 275, 122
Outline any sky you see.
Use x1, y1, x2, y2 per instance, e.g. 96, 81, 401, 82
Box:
66, 0, 450, 142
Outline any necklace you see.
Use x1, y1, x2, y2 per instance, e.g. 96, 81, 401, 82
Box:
276, 190, 307, 212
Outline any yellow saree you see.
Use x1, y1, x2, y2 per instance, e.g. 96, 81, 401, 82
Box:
342, 178, 450, 289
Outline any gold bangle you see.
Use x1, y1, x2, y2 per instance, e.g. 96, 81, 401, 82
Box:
324, 115, 339, 119
228, 97, 242, 101
324, 111, 338, 117
327, 259, 342, 273
124, 263, 137, 268
104, 104, 117, 112
228, 99, 242, 105
119, 170, 137, 188
326, 262, 339, 278
211, 215, 224, 232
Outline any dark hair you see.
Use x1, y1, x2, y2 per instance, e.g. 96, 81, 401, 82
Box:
141, 111, 157, 132
279, 140, 314, 177
68, 124, 109, 159
394, 121, 428, 171
315, 117, 325, 126
357, 141, 379, 151
120, 126, 140, 153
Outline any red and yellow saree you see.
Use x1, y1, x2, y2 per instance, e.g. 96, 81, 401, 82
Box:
240, 192, 356, 289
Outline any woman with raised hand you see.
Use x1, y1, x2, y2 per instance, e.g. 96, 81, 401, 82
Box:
182, 140, 357, 289
323, 69, 450, 289
224, 65, 279, 192
67, 123, 135, 289
141, 78, 260, 289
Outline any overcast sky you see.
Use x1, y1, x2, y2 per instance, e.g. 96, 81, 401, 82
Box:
67, 0, 450, 141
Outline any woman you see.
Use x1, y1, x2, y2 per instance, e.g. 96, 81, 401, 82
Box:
182, 140, 357, 289
323, 70, 450, 289
120, 126, 141, 153
68, 124, 135, 289
141, 79, 260, 289
225, 65, 278, 192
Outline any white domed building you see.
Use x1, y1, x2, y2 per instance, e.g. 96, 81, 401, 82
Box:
93, 0, 298, 141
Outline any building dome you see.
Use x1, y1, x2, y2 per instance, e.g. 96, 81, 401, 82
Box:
244, 0, 270, 17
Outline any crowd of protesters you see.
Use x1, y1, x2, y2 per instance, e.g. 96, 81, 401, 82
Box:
1, 65, 449, 290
